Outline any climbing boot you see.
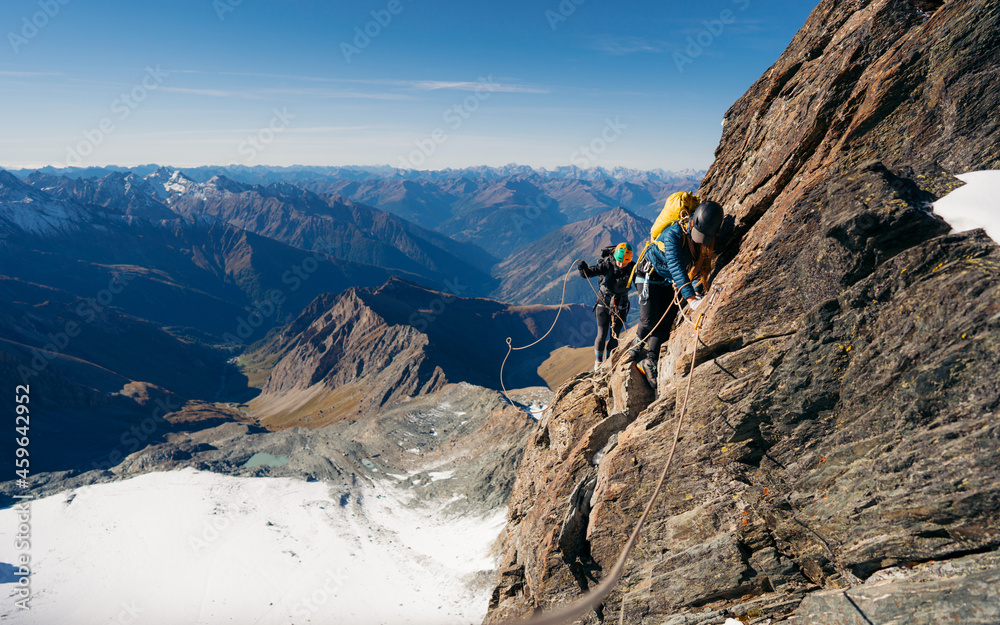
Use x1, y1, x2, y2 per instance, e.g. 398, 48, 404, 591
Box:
636, 356, 658, 390
627, 340, 646, 362
594, 359, 602, 372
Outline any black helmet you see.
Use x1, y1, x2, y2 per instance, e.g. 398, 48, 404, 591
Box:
690, 200, 723, 246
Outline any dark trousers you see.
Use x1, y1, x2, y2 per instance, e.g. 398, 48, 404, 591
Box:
594, 304, 626, 359
636, 282, 677, 359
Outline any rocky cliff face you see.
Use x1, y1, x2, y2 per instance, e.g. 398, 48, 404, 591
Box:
486, 1, 1000, 623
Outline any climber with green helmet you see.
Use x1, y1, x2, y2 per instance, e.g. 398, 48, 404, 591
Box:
578, 242, 635, 371
630, 200, 724, 391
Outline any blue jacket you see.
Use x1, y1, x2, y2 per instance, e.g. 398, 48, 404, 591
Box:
644, 222, 700, 300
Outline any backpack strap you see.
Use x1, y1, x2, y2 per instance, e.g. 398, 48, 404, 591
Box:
627, 241, 652, 289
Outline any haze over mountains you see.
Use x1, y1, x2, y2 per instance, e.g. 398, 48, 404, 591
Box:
9, 164, 702, 255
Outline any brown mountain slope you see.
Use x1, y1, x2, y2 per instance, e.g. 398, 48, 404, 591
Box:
486, 1, 1000, 624
0, 275, 244, 474
157, 174, 497, 288
246, 278, 595, 429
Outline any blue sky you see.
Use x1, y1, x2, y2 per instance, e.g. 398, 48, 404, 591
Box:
1, 0, 814, 171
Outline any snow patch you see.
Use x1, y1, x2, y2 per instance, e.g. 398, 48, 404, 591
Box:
428, 470, 455, 482
0, 468, 503, 624
527, 403, 547, 421
932, 170, 1000, 243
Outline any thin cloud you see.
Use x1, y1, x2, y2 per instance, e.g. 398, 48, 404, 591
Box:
157, 70, 549, 95
0, 70, 64, 77
591, 37, 664, 55
116, 126, 375, 138
157, 86, 413, 101
404, 80, 549, 94
158, 86, 263, 99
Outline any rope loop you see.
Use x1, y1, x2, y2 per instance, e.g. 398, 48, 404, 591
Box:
500, 259, 581, 406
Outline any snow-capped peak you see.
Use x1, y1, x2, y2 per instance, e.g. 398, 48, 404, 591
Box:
145, 168, 197, 201
0, 170, 94, 236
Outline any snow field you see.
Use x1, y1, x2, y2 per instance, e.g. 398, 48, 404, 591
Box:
0, 468, 505, 625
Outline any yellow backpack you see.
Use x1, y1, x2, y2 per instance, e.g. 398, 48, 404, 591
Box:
628, 192, 700, 287
650, 192, 700, 240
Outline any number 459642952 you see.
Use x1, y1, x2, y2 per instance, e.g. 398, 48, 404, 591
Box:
15, 384, 29, 481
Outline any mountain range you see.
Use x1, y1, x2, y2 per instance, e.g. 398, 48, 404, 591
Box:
2, 0, 999, 622
0, 162, 642, 478
11, 164, 701, 257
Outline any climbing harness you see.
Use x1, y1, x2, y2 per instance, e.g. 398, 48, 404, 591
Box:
497, 288, 719, 625
580, 266, 630, 343
609, 276, 699, 373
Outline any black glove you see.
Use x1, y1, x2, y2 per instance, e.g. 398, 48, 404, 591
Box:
577, 260, 588, 277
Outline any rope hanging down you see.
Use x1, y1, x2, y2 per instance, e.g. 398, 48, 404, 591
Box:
499, 259, 703, 407
497, 288, 719, 625
499, 259, 582, 407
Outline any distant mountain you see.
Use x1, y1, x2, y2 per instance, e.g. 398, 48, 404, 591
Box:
1, 172, 401, 340
247, 278, 593, 428
10, 165, 702, 257
9, 164, 703, 185
0, 274, 235, 473
139, 171, 498, 291
26, 170, 175, 220
492, 206, 653, 306
307, 173, 689, 256
0, 170, 104, 237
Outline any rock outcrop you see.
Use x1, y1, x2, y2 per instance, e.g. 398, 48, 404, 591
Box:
486, 1, 1000, 623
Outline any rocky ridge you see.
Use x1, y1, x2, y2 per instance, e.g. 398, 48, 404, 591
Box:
247, 278, 594, 429
485, 1, 1000, 623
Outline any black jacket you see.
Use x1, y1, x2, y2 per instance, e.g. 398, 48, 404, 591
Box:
580, 257, 635, 310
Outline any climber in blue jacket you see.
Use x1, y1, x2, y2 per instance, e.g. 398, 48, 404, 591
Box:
631, 200, 724, 390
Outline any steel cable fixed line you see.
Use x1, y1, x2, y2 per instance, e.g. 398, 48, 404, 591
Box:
496, 287, 719, 625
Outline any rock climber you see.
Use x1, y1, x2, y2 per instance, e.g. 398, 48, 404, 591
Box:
630, 200, 724, 390
577, 242, 635, 371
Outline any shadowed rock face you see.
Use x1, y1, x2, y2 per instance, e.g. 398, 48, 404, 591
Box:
485, 1, 1000, 623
